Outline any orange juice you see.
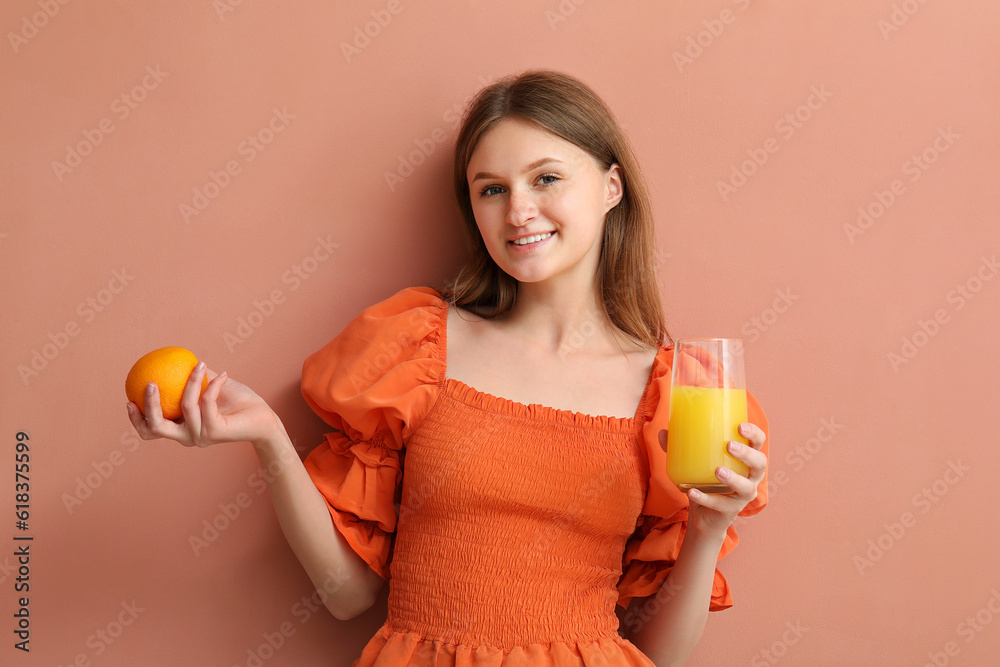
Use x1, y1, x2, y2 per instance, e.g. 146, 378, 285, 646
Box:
666, 386, 749, 493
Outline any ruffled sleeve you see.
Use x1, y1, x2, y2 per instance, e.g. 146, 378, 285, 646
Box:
301, 286, 446, 581
617, 345, 770, 612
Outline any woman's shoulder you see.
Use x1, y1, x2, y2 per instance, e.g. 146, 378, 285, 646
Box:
607, 331, 672, 385
335, 285, 448, 354
301, 286, 448, 435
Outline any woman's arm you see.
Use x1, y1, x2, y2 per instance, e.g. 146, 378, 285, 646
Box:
624, 526, 727, 665
128, 364, 386, 621
624, 423, 768, 664
252, 424, 387, 621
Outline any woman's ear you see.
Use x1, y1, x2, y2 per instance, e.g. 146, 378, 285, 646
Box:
604, 163, 624, 212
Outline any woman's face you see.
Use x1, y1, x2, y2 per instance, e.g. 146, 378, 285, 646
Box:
466, 117, 622, 287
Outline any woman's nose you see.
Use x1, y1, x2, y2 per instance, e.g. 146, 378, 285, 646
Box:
505, 189, 537, 226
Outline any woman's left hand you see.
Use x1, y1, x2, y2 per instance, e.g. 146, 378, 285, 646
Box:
660, 422, 768, 537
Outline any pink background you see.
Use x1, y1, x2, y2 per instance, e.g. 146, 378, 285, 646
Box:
2, 2, 998, 665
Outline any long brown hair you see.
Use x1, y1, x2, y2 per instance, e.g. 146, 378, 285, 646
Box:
445, 70, 669, 349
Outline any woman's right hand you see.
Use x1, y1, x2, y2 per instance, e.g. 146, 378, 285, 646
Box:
126, 361, 282, 448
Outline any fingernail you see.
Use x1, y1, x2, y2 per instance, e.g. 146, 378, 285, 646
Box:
728, 441, 740, 453
126, 403, 133, 415
195, 361, 205, 371
717, 467, 730, 479
738, 424, 748, 435
689, 489, 701, 499
146, 382, 155, 394
219, 371, 228, 378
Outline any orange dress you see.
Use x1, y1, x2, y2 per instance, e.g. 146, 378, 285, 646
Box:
301, 287, 769, 666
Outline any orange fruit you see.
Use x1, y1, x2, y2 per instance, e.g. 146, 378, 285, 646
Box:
126, 346, 207, 420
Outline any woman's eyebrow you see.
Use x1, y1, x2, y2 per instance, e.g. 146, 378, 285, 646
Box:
471, 157, 565, 183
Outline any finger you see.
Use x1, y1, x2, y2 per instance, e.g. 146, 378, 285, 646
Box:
688, 487, 741, 512
729, 440, 768, 475
143, 383, 190, 444
729, 438, 767, 466
727, 440, 768, 482
179, 361, 207, 435
198, 370, 229, 444
126, 401, 159, 440
715, 465, 758, 501
738, 423, 765, 450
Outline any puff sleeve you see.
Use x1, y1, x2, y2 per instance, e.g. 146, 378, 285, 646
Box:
617, 345, 769, 612
301, 286, 446, 581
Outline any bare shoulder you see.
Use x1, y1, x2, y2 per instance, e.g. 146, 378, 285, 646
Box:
444, 301, 490, 372
446, 300, 488, 327
445, 301, 488, 348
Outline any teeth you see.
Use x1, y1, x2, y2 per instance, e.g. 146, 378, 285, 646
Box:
512, 232, 553, 246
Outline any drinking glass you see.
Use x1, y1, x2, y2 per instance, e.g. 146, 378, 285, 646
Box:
666, 338, 750, 494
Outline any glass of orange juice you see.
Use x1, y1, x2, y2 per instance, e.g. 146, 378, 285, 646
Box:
666, 338, 750, 494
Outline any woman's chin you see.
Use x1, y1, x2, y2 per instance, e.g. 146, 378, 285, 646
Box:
506, 270, 558, 286
490, 259, 545, 284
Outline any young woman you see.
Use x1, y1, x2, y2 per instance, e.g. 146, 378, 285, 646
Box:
127, 70, 769, 666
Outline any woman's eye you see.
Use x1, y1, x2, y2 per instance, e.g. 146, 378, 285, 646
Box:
478, 175, 558, 198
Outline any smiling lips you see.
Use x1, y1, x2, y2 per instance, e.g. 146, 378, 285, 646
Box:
510, 231, 554, 246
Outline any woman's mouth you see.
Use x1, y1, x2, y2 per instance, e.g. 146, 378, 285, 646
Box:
509, 232, 555, 251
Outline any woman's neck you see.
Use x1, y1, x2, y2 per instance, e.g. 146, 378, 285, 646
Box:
497, 275, 639, 357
